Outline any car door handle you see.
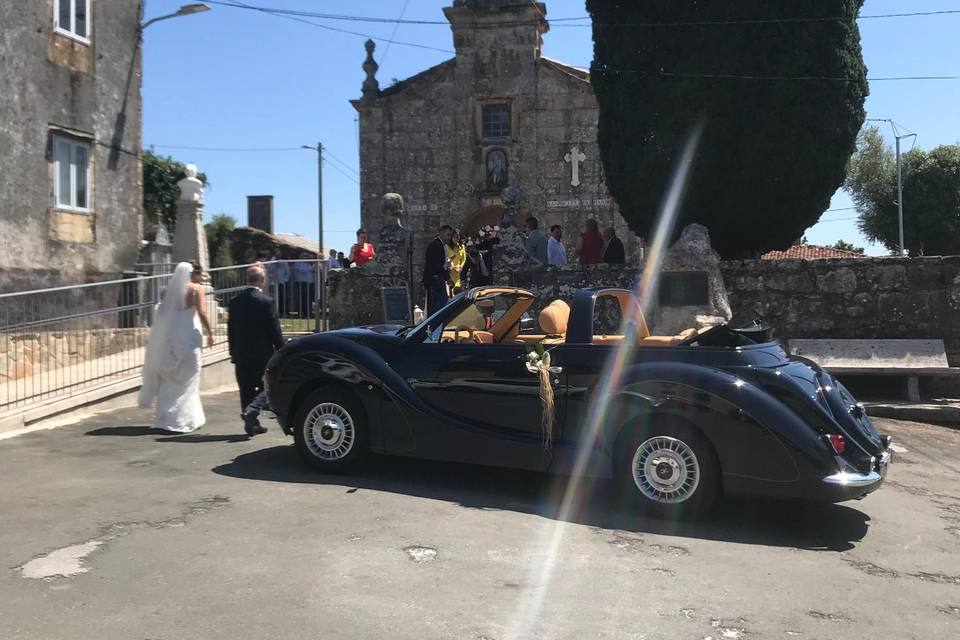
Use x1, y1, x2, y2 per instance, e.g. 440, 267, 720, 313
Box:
548, 366, 563, 374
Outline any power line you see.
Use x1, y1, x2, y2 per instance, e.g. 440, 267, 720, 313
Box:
203, 2, 960, 28
149, 144, 304, 152
324, 161, 360, 185
206, 0, 453, 54
146, 143, 361, 181
380, 0, 411, 66
594, 69, 960, 82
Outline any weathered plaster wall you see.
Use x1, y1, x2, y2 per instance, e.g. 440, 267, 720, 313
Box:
353, 1, 638, 286
0, 0, 144, 293
328, 256, 960, 365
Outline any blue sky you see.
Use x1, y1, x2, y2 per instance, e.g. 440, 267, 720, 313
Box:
142, 0, 960, 257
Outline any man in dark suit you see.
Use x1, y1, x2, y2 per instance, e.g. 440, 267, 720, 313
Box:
422, 224, 453, 314
228, 267, 285, 437
602, 226, 626, 264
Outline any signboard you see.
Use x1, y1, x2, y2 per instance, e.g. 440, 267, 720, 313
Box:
659, 271, 709, 307
546, 197, 612, 209
381, 286, 412, 325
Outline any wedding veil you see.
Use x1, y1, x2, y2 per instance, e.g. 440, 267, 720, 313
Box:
138, 262, 194, 407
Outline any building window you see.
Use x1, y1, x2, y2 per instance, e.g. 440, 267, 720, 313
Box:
54, 0, 91, 42
482, 104, 511, 140
53, 135, 92, 212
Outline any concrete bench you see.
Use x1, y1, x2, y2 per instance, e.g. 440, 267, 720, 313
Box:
786, 338, 960, 402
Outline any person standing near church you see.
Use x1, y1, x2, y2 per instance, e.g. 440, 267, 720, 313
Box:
348, 228, 376, 267
292, 253, 316, 318
267, 248, 289, 317
576, 218, 603, 265
523, 217, 548, 263
446, 229, 467, 293
325, 249, 341, 271
547, 224, 567, 266
602, 226, 626, 264
423, 224, 453, 314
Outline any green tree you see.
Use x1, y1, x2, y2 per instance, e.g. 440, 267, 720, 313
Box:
586, 1, 868, 258
205, 213, 237, 268
845, 127, 960, 256
142, 150, 208, 232
831, 239, 865, 254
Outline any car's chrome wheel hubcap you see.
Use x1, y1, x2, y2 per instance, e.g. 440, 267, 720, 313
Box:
304, 402, 354, 460
631, 436, 700, 504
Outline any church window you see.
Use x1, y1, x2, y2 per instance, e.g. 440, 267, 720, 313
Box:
482, 104, 511, 140
52, 134, 92, 212
54, 0, 91, 43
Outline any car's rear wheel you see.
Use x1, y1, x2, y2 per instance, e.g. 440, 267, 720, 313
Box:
615, 420, 720, 518
293, 388, 368, 473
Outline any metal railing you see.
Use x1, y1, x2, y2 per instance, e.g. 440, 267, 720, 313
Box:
0, 260, 324, 413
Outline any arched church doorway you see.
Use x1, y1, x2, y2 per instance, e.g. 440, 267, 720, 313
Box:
461, 205, 503, 240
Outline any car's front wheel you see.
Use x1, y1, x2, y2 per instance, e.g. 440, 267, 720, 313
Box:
615, 420, 720, 518
293, 388, 368, 473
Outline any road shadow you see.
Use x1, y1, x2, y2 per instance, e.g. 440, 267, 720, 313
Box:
86, 426, 163, 437
213, 446, 871, 552
85, 427, 247, 444
157, 434, 249, 444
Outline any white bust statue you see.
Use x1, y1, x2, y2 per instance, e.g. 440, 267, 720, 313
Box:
177, 163, 204, 202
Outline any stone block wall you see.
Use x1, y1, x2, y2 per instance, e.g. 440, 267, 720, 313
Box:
721, 257, 960, 364
327, 256, 960, 365
1, 327, 149, 385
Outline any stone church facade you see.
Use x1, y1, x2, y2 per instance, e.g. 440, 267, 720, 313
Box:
352, 0, 637, 274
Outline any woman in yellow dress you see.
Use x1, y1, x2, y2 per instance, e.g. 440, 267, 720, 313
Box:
445, 229, 467, 294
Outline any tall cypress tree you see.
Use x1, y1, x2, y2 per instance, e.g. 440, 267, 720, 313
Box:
587, 1, 868, 257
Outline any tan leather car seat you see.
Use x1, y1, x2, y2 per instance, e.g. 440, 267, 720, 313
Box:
539, 300, 570, 342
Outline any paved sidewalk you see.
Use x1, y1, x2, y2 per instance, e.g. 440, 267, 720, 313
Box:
1, 391, 958, 639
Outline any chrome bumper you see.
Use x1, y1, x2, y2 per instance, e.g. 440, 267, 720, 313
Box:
822, 449, 892, 487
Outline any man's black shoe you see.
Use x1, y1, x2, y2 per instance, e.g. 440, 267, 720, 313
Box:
243, 414, 266, 437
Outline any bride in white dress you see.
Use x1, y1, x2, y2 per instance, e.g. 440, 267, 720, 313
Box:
139, 261, 215, 433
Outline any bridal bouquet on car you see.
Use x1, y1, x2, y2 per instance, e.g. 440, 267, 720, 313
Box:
522, 342, 555, 451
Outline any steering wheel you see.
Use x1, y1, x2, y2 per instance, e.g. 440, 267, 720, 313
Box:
453, 325, 477, 344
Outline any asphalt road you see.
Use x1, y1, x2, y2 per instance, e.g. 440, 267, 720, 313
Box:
1, 391, 958, 640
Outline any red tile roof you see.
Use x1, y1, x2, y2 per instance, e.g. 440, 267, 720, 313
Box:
762, 244, 865, 260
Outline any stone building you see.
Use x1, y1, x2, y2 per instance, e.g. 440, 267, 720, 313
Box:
0, 1, 144, 293
352, 0, 637, 277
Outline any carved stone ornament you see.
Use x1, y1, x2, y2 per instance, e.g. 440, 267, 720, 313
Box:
177, 163, 204, 203
382, 193, 404, 226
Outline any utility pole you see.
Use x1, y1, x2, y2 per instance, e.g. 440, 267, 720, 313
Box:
896, 134, 904, 256
868, 119, 916, 257
302, 143, 324, 331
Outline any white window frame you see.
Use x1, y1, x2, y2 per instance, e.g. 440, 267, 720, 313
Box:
52, 135, 93, 213
53, 0, 92, 44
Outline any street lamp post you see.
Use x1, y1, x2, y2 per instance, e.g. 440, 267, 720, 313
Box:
302, 143, 325, 332
868, 118, 917, 257
140, 3, 211, 31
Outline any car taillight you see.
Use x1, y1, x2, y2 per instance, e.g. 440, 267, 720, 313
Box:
824, 433, 846, 455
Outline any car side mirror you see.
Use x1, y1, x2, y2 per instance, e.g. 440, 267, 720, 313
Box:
428, 324, 443, 343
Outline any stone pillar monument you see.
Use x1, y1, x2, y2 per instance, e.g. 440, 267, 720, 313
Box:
172, 164, 209, 275
649, 224, 732, 335
375, 193, 411, 273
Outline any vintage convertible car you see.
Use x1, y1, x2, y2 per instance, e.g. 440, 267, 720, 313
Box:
265, 286, 893, 516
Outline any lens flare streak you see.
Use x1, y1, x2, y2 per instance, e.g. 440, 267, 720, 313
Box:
505, 120, 705, 639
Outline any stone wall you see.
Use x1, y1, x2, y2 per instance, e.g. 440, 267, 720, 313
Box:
1, 327, 149, 385
722, 257, 960, 365
327, 256, 960, 365
0, 1, 144, 293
